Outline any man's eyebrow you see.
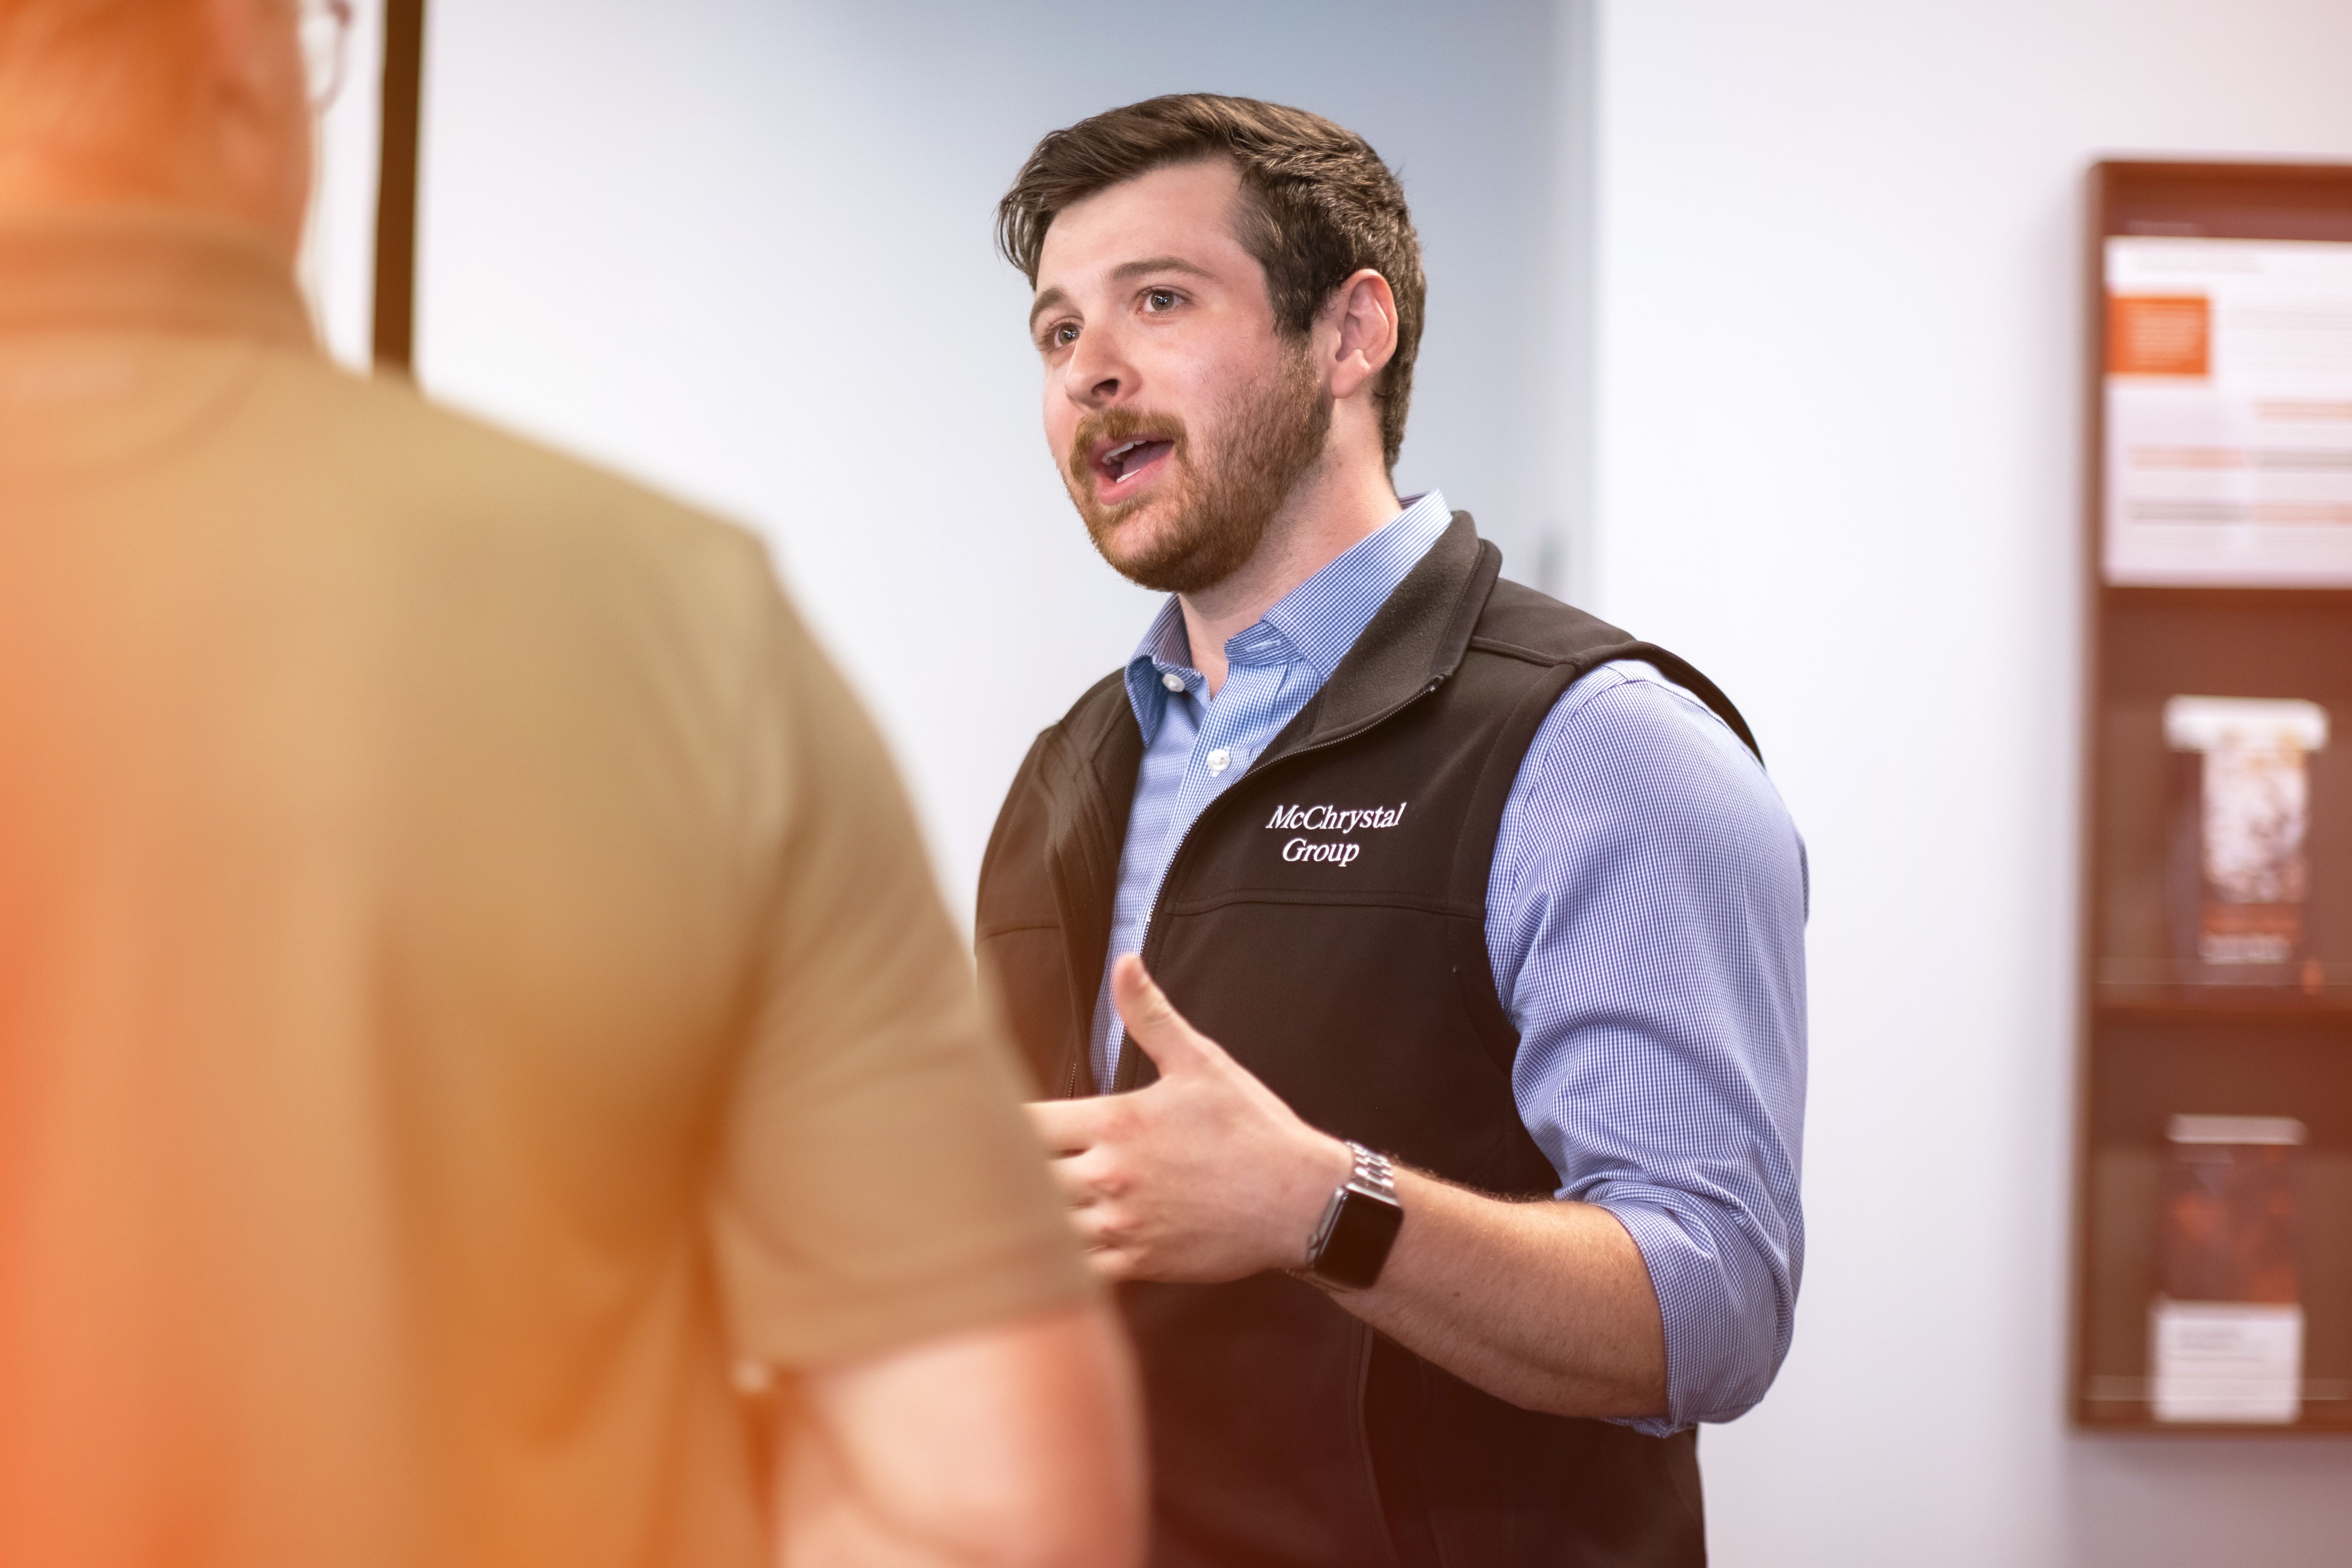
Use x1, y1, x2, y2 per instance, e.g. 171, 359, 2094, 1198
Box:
1026, 257, 1217, 332
1027, 285, 1070, 333
1108, 255, 1214, 284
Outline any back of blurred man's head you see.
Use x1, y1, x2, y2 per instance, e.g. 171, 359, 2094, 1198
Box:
0, 0, 312, 256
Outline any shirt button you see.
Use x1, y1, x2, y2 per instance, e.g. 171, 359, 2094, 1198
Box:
1205, 747, 1232, 775
1162, 671, 1185, 692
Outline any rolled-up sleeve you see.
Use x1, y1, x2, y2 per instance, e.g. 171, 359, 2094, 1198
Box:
1489, 661, 1808, 1433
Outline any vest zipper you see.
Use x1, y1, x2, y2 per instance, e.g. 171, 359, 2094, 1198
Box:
1109, 672, 1449, 1095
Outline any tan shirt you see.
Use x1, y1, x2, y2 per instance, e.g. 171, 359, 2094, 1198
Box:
0, 210, 1089, 1568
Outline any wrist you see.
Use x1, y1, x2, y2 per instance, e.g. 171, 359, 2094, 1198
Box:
1279, 1132, 1354, 1265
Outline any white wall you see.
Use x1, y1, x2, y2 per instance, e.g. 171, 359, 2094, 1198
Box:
392, 0, 1561, 919
1586, 2, 2352, 1564
303, 1, 2352, 1560
298, 0, 383, 369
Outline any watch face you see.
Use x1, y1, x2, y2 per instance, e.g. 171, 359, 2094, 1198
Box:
1312, 1187, 1404, 1290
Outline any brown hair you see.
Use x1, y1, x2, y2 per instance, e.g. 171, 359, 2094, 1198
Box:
997, 93, 1426, 473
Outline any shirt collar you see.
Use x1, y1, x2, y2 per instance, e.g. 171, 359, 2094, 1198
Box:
1121, 489, 1452, 740
1260, 489, 1452, 682
1121, 598, 1199, 746
0, 205, 316, 351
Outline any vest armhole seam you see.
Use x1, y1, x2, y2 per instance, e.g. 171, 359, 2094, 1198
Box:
1464, 634, 1579, 666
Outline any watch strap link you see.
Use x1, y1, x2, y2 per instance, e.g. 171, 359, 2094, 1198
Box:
1346, 1142, 1395, 1200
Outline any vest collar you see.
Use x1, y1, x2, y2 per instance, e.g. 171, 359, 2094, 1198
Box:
1057, 510, 1497, 782
1274, 509, 1498, 758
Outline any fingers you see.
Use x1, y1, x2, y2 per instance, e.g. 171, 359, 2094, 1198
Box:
1110, 956, 1219, 1075
1042, 1150, 1100, 1207
1064, 1195, 1140, 1282
1025, 1097, 1105, 1154
1042, 1159, 1141, 1281
1109, 954, 1174, 1031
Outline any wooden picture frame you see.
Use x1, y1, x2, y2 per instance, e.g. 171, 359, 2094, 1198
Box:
372, 0, 426, 374
2075, 159, 2352, 1433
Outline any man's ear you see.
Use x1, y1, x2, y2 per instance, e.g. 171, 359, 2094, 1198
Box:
1325, 269, 1398, 402
194, 0, 313, 258
197, 0, 277, 105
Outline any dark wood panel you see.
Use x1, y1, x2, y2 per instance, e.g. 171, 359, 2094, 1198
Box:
2102, 161, 2352, 245
2090, 1018, 2352, 1146
371, 0, 427, 373
2101, 593, 2352, 706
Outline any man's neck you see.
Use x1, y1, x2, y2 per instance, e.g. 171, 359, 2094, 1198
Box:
1180, 461, 1402, 695
0, 184, 302, 268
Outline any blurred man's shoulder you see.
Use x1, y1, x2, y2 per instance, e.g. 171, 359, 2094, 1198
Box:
250, 351, 786, 637
297, 361, 760, 553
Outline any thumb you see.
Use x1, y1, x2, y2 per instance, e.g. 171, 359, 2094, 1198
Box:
1111, 955, 1220, 1075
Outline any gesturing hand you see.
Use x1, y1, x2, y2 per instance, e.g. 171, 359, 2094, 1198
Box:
1025, 956, 1352, 1284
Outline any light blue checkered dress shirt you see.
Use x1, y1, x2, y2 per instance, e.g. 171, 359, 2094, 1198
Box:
1091, 490, 1808, 1433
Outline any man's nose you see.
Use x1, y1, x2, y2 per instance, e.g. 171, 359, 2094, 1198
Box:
1063, 330, 1129, 408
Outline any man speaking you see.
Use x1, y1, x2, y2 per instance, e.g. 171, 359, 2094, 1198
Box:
978, 95, 1808, 1567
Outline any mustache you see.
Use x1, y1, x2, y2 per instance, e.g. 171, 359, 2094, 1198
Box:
1066, 406, 1190, 490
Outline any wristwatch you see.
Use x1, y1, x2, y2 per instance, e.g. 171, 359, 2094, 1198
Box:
1304, 1141, 1405, 1290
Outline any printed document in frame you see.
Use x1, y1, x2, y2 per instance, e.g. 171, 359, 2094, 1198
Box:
2105, 237, 2352, 585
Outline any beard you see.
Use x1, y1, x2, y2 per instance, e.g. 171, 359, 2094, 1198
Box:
1062, 343, 1332, 595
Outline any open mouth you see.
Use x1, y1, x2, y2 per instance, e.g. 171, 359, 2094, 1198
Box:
1094, 435, 1176, 490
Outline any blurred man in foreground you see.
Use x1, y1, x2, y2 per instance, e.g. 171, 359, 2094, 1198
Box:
0, 2, 1142, 1564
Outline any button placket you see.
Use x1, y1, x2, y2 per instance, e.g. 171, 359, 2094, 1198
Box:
1191, 657, 1283, 788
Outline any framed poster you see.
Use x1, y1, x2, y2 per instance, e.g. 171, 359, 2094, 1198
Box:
2105, 235, 2352, 585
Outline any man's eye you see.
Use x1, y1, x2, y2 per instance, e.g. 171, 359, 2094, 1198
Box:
1049, 323, 1080, 348
1144, 289, 1179, 311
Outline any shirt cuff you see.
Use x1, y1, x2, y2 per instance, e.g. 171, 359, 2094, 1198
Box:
1588, 1186, 1795, 1434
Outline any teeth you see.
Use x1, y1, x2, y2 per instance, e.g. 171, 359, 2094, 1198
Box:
1106, 439, 1143, 464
